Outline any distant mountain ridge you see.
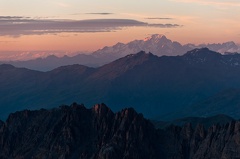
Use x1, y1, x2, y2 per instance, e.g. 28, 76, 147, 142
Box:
93, 34, 188, 58
0, 54, 101, 71
0, 34, 239, 71
2, 48, 240, 120
93, 34, 240, 58
152, 114, 234, 129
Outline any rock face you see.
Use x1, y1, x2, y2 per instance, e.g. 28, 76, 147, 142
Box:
1, 104, 240, 159
163, 121, 240, 159
0, 103, 159, 159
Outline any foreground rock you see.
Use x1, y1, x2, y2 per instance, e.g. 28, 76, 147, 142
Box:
0, 103, 240, 159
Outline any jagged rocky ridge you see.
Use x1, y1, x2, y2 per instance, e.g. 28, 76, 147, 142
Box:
0, 103, 159, 159
1, 104, 240, 159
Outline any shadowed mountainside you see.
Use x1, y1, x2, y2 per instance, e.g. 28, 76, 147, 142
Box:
1, 104, 240, 159
2, 48, 240, 120
152, 114, 234, 129
0, 103, 160, 159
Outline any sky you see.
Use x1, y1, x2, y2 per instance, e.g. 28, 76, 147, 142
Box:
0, 0, 240, 60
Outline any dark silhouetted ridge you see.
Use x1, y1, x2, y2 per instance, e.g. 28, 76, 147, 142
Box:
184, 47, 221, 58
0, 64, 15, 70
1, 104, 240, 158
153, 114, 234, 129
90, 51, 158, 80
0, 103, 159, 159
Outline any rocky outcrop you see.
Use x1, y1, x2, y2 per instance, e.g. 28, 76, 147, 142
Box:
159, 121, 240, 159
0, 103, 160, 159
0, 103, 240, 159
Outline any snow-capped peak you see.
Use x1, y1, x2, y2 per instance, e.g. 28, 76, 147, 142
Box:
92, 34, 240, 60
143, 34, 167, 42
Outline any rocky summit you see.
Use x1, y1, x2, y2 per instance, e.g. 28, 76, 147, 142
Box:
0, 103, 158, 159
1, 103, 240, 159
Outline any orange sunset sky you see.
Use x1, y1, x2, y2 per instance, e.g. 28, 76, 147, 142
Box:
0, 0, 240, 59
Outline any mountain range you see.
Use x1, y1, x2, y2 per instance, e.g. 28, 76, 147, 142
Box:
1, 103, 240, 159
2, 48, 240, 120
93, 34, 240, 58
152, 114, 234, 129
1, 34, 239, 71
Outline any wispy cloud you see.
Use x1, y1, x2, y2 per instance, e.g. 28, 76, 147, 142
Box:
147, 23, 180, 27
0, 16, 181, 37
145, 17, 173, 20
171, 0, 240, 7
0, 16, 29, 19
85, 13, 114, 15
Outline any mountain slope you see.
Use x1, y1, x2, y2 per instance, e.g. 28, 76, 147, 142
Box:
171, 89, 240, 119
2, 49, 240, 120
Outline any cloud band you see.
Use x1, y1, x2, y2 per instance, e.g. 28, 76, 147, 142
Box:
0, 16, 181, 37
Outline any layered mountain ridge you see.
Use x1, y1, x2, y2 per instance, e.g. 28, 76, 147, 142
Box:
1, 48, 240, 120
1, 34, 239, 71
1, 103, 240, 159
93, 34, 240, 58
